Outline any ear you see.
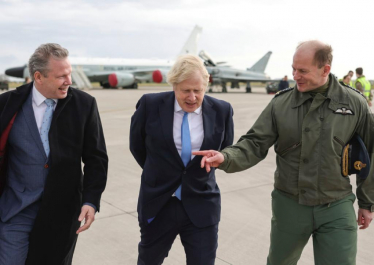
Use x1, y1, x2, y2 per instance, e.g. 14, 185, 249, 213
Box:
34, 71, 43, 85
322, 65, 331, 77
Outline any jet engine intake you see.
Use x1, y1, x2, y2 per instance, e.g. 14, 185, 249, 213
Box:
108, 72, 135, 88
152, 70, 168, 83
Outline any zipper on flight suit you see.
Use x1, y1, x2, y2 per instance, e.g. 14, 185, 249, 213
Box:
279, 142, 301, 156
333, 136, 345, 147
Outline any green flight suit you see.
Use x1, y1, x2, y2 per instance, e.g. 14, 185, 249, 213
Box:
219, 74, 374, 264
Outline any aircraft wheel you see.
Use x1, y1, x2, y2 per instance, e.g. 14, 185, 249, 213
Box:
246, 87, 252, 93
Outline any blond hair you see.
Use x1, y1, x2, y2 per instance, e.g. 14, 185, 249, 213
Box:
167, 54, 209, 87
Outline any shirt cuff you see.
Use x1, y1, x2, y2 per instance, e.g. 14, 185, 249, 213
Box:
83, 202, 97, 212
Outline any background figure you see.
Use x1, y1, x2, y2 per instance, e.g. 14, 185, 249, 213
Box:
130, 54, 234, 265
339, 74, 351, 86
278, 75, 289, 91
355, 67, 372, 106
0, 43, 108, 265
194, 40, 374, 265
24, 77, 32, 84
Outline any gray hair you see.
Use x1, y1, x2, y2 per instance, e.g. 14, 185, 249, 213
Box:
28, 43, 69, 80
167, 54, 209, 87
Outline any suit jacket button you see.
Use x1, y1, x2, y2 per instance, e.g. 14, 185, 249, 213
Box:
183, 171, 187, 174
44, 164, 49, 169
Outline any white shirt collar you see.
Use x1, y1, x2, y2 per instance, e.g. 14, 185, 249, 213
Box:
32, 83, 58, 106
174, 99, 202, 115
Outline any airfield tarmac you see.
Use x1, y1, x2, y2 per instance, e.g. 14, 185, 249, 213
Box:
4, 85, 373, 264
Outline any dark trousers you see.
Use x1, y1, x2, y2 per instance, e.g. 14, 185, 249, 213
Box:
0, 201, 40, 265
138, 197, 218, 265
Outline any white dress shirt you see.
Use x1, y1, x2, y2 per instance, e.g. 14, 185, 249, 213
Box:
32, 84, 58, 133
173, 99, 204, 162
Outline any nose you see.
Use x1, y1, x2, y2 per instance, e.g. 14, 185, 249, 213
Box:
66, 75, 72, 85
187, 91, 196, 101
293, 70, 300, 80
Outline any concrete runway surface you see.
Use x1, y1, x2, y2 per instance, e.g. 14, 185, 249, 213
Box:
7, 85, 373, 265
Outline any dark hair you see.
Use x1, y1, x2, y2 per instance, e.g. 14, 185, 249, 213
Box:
314, 45, 333, 68
356, 67, 363, 75
343, 75, 349, 80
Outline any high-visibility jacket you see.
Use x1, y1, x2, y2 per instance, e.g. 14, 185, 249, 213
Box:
356, 76, 371, 99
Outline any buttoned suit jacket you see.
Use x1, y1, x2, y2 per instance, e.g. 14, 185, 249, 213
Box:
130, 91, 234, 228
0, 83, 108, 265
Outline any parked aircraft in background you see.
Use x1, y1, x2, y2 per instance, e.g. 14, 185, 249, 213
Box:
5, 25, 202, 89
200, 50, 272, 93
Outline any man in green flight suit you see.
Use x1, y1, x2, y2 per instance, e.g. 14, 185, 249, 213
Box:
355, 67, 372, 106
194, 40, 374, 265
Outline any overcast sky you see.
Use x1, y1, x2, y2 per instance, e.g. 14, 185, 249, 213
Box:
1, 0, 373, 80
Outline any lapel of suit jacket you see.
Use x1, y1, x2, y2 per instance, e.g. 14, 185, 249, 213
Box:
159, 92, 185, 168
21, 91, 47, 158
0, 84, 32, 134
50, 88, 72, 128
188, 97, 216, 168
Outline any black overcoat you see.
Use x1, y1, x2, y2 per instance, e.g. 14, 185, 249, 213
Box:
0, 83, 108, 265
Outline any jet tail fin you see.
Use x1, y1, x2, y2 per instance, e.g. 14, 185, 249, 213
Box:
247, 51, 272, 73
178, 25, 202, 56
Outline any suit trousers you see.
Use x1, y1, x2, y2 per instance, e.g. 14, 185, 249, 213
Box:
0, 201, 40, 265
138, 197, 218, 265
267, 189, 357, 265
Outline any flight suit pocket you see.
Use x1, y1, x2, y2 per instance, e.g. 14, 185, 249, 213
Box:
278, 142, 301, 157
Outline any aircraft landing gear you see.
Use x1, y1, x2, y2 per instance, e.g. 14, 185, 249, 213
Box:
122, 82, 138, 89
246, 82, 252, 93
222, 82, 227, 93
101, 82, 111, 89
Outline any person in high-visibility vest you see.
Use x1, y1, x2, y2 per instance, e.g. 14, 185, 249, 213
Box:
355, 67, 372, 106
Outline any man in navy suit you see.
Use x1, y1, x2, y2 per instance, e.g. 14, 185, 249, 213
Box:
130, 55, 234, 265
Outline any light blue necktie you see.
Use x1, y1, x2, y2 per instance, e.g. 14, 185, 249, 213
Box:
40, 99, 55, 157
175, 112, 191, 200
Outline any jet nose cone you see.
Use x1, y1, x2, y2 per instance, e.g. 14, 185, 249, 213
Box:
5, 66, 26, 78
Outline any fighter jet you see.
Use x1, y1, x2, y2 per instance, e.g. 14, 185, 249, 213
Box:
199, 50, 272, 93
5, 25, 202, 89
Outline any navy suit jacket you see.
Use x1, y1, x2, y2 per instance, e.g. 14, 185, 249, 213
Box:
130, 91, 234, 228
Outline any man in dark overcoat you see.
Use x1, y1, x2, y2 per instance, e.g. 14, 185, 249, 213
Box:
0, 43, 108, 265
